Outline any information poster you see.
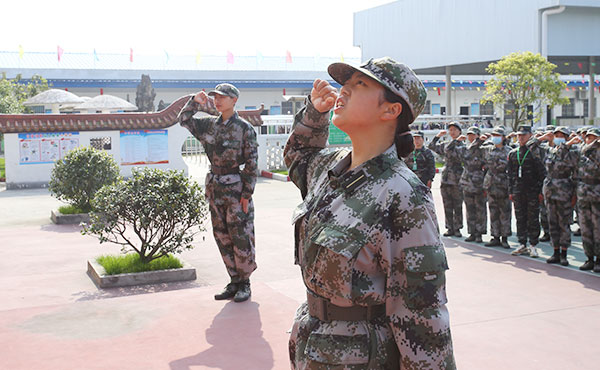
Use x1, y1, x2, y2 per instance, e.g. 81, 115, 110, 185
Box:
19, 132, 79, 164
120, 130, 169, 165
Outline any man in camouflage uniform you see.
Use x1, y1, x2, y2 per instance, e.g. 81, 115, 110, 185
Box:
576, 128, 600, 272
178, 83, 258, 302
429, 122, 464, 237
508, 125, 545, 257
404, 131, 436, 187
285, 57, 455, 369
457, 126, 487, 243
529, 126, 579, 266
480, 127, 512, 248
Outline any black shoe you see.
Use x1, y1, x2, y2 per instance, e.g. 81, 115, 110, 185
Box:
547, 250, 560, 264
475, 235, 483, 243
454, 231, 462, 238
573, 228, 581, 236
484, 237, 501, 247
539, 233, 551, 242
560, 250, 569, 266
465, 234, 476, 242
214, 283, 238, 300
500, 236, 510, 249
594, 258, 600, 273
233, 280, 251, 302
580, 258, 595, 271
443, 230, 454, 237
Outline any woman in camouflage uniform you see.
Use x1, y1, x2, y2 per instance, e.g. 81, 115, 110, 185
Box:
285, 57, 455, 369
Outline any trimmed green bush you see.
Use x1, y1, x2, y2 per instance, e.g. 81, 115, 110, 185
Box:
58, 204, 86, 215
49, 147, 120, 213
83, 168, 208, 264
96, 253, 183, 275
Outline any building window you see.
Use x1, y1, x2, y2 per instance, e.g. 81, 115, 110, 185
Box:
480, 101, 494, 115
423, 100, 431, 114
281, 101, 293, 114
270, 105, 281, 115
583, 99, 589, 117
561, 98, 575, 117
90, 137, 112, 150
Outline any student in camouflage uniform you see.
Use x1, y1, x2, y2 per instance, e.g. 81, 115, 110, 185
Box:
528, 126, 579, 266
480, 127, 512, 248
404, 131, 436, 187
456, 126, 487, 243
285, 57, 455, 369
178, 83, 258, 302
429, 122, 464, 237
508, 125, 545, 258
575, 128, 600, 272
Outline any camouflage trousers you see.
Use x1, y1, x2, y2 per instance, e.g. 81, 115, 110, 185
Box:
463, 191, 487, 236
487, 192, 512, 238
539, 200, 549, 234
578, 200, 600, 257
441, 184, 463, 233
546, 198, 573, 249
206, 174, 257, 283
513, 193, 540, 245
289, 301, 400, 370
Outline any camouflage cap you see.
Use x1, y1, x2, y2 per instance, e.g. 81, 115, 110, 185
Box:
412, 130, 425, 137
447, 121, 462, 132
585, 127, 600, 137
208, 83, 240, 98
553, 126, 570, 136
466, 126, 481, 135
328, 56, 426, 123
517, 125, 532, 135
491, 126, 505, 136
544, 125, 555, 132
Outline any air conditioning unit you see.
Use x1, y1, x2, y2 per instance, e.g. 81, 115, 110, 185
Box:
576, 90, 588, 100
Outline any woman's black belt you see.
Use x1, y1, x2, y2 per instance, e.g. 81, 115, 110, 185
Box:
210, 166, 240, 175
307, 291, 386, 322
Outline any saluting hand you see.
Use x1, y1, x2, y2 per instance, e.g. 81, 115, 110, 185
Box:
539, 132, 554, 142
193, 91, 209, 105
436, 130, 447, 138
311, 79, 337, 113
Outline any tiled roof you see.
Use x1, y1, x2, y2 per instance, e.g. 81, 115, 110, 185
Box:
0, 95, 264, 133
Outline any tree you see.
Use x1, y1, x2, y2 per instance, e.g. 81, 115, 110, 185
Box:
135, 74, 156, 112
481, 51, 568, 131
83, 168, 208, 264
49, 147, 120, 213
0, 73, 50, 114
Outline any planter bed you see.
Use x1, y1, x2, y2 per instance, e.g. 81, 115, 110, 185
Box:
87, 259, 196, 288
51, 210, 90, 225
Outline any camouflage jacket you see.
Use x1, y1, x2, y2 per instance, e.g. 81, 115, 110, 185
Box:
403, 147, 436, 185
428, 136, 464, 186
577, 140, 600, 202
480, 142, 511, 196
456, 140, 486, 193
178, 95, 258, 199
284, 99, 455, 369
508, 145, 545, 195
528, 137, 578, 202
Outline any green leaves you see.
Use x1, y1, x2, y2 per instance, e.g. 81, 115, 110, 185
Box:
0, 74, 50, 114
83, 168, 208, 263
482, 52, 568, 130
49, 146, 120, 213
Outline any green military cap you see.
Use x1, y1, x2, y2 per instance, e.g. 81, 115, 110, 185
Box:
576, 126, 586, 134
208, 83, 240, 98
517, 125, 532, 134
447, 121, 462, 131
544, 125, 555, 132
553, 126, 570, 136
466, 126, 481, 135
586, 127, 600, 137
412, 130, 425, 137
491, 126, 505, 136
328, 56, 426, 123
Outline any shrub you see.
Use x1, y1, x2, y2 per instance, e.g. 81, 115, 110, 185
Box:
83, 168, 207, 264
49, 147, 120, 213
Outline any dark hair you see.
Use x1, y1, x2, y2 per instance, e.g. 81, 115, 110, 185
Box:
381, 88, 414, 158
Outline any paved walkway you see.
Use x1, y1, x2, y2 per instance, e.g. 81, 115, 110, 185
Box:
0, 160, 599, 369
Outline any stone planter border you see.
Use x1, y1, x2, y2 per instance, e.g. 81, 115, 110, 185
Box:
51, 210, 90, 225
87, 259, 197, 289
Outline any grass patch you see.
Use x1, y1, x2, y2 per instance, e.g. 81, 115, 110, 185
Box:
435, 162, 444, 168
272, 169, 288, 175
96, 253, 183, 275
0, 157, 5, 179
58, 204, 86, 214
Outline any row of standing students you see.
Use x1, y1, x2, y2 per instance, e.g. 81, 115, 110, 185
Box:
406, 124, 600, 272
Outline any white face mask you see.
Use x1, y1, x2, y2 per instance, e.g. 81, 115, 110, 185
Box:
491, 136, 503, 145
553, 137, 566, 146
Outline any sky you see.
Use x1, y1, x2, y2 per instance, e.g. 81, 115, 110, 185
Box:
0, 0, 395, 58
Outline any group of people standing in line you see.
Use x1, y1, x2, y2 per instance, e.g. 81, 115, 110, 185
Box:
406, 123, 600, 272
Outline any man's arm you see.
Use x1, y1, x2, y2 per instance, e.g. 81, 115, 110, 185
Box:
428, 135, 446, 156
177, 92, 219, 137
240, 125, 259, 201
424, 149, 436, 184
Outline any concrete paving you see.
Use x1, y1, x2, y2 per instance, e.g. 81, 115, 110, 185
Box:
0, 159, 599, 369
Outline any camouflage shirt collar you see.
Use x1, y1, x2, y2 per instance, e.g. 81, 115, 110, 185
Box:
328, 145, 398, 193
217, 111, 238, 125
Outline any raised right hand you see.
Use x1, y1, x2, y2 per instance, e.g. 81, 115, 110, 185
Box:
436, 130, 447, 138
193, 91, 209, 105
311, 79, 337, 113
